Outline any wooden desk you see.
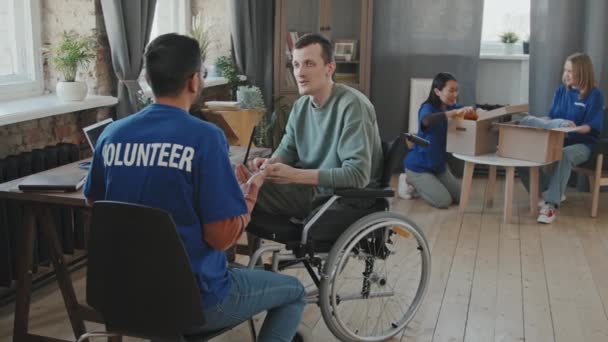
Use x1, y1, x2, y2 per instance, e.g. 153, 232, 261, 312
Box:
452, 153, 551, 224
0, 161, 98, 342
0, 146, 270, 342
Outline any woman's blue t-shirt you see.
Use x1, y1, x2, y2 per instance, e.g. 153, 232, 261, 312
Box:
404, 102, 461, 174
83, 104, 248, 308
547, 84, 604, 150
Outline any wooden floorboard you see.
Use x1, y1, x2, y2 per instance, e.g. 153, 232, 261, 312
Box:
1, 176, 608, 342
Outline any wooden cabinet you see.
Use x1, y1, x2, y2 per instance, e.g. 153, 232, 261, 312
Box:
273, 0, 374, 98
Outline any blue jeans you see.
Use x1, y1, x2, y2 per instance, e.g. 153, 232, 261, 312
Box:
198, 268, 306, 341
518, 144, 591, 205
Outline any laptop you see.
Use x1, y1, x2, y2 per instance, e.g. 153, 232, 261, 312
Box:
18, 170, 87, 192
83, 118, 113, 152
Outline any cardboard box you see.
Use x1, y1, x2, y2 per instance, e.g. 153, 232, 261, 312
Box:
447, 104, 529, 156
495, 123, 576, 163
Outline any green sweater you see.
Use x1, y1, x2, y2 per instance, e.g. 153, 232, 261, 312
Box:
274, 84, 383, 190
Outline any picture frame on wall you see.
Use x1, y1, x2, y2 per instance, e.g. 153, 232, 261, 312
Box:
334, 39, 358, 62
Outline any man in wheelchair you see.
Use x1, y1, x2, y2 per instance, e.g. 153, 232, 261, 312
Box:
241, 33, 432, 342
84, 34, 306, 341
246, 33, 384, 245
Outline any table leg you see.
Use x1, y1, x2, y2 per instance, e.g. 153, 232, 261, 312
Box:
13, 206, 36, 342
529, 166, 540, 216
37, 206, 86, 340
504, 167, 515, 224
486, 165, 497, 208
459, 161, 475, 216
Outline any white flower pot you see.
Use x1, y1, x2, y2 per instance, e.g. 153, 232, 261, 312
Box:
56, 81, 88, 101
503, 43, 518, 55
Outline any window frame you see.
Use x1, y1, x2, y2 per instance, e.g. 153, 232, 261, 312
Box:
0, 0, 44, 101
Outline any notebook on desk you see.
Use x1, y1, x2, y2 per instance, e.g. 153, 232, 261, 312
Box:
18, 169, 87, 192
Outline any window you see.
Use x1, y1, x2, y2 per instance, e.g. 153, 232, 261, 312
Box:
480, 0, 530, 55
149, 0, 191, 41
0, 0, 43, 101
140, 0, 191, 94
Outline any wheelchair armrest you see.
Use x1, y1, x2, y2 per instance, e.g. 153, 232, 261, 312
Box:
335, 187, 395, 199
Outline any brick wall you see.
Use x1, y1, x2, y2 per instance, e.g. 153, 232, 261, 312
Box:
1, 0, 114, 160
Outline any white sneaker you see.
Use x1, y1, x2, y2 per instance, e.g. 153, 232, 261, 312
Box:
537, 204, 557, 224
538, 194, 566, 208
398, 173, 418, 200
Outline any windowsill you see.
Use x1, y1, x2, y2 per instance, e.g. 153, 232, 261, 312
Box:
0, 94, 118, 127
479, 53, 529, 61
140, 76, 246, 98
140, 76, 232, 98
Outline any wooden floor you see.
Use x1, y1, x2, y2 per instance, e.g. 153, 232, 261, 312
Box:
1, 176, 608, 342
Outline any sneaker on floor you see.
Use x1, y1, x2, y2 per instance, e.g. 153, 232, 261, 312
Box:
538, 194, 566, 208
537, 204, 557, 224
398, 173, 417, 199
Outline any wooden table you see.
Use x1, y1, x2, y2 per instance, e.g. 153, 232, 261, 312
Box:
200, 109, 265, 147
1, 146, 271, 342
452, 153, 551, 224
0, 161, 100, 342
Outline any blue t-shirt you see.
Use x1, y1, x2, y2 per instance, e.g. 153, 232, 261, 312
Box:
404, 102, 461, 174
84, 103, 248, 308
548, 84, 605, 150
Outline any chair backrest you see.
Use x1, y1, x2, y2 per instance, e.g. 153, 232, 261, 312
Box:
87, 201, 204, 340
380, 135, 408, 187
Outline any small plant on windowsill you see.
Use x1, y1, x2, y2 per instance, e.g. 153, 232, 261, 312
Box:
43, 31, 97, 102
499, 31, 520, 55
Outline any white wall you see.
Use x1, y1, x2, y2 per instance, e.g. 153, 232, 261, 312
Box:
476, 55, 529, 107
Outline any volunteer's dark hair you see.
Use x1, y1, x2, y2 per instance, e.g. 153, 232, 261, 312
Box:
144, 33, 201, 97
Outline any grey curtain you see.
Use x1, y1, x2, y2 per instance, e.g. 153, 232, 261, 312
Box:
101, 0, 156, 118
227, 0, 274, 109
371, 0, 484, 140
530, 0, 608, 116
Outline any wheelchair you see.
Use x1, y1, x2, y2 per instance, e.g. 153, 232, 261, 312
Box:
246, 133, 431, 342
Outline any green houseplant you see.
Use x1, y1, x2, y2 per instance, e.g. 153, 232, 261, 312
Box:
499, 31, 519, 55
43, 31, 96, 101
216, 56, 245, 100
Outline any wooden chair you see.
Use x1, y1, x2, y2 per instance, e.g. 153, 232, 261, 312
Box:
573, 109, 608, 217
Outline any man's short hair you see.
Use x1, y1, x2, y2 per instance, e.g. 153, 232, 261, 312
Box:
144, 33, 201, 97
294, 33, 334, 64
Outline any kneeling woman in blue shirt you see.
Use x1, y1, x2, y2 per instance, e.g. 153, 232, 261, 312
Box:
519, 52, 604, 224
404, 72, 475, 208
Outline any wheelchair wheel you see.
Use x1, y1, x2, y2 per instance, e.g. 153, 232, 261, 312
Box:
319, 212, 431, 342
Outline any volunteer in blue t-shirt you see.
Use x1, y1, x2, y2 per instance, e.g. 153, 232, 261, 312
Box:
84, 33, 305, 340
519, 52, 605, 224
402, 72, 475, 208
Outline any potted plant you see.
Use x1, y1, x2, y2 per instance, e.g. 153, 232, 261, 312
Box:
191, 13, 213, 70
43, 31, 96, 101
499, 31, 519, 55
216, 56, 246, 100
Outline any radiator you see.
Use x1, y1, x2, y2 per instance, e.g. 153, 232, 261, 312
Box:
0, 143, 86, 289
